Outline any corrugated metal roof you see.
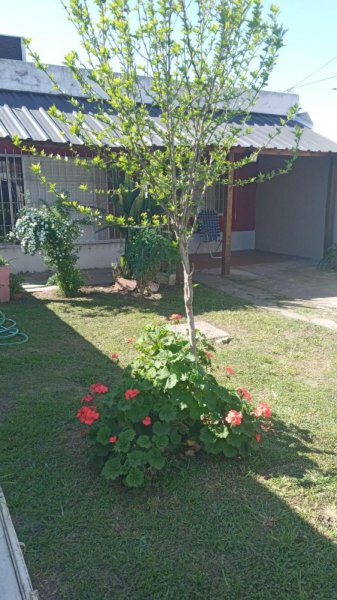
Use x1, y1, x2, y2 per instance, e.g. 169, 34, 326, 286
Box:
0, 90, 337, 153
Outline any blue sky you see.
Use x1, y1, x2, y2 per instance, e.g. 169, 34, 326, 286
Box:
2, 0, 337, 139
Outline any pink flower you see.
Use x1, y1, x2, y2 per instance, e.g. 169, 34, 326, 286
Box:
204, 351, 213, 360
142, 416, 152, 426
111, 353, 119, 361
255, 433, 261, 442
169, 313, 183, 322
82, 394, 93, 403
237, 387, 252, 402
252, 402, 272, 419
76, 406, 100, 425
225, 367, 235, 376
225, 410, 243, 426
109, 435, 118, 444
127, 337, 134, 344
89, 383, 109, 394
124, 388, 140, 401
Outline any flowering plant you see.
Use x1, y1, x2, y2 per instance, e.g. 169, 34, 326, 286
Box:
76, 326, 272, 487
12, 197, 85, 296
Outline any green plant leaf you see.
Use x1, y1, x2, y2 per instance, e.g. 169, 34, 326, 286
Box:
136, 435, 151, 448
125, 467, 145, 487
152, 421, 170, 436
101, 456, 123, 480
200, 426, 216, 445
169, 430, 182, 446
222, 444, 239, 458
147, 449, 166, 470
96, 425, 112, 446
116, 428, 136, 452
153, 434, 169, 449
159, 403, 178, 422
127, 450, 148, 466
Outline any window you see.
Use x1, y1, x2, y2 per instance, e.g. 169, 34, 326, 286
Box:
0, 156, 25, 238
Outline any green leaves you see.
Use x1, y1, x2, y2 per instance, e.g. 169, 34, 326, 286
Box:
102, 456, 123, 480
81, 325, 264, 487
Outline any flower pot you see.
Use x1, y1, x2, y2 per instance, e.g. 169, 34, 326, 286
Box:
115, 277, 137, 292
0, 265, 10, 303
157, 272, 176, 286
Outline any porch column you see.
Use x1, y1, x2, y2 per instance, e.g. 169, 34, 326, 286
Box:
324, 154, 337, 253
221, 152, 235, 276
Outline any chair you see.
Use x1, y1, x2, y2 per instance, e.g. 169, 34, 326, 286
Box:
195, 209, 222, 258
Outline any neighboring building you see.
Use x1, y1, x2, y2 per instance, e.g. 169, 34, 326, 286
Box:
0, 35, 337, 274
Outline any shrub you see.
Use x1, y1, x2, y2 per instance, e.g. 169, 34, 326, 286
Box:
125, 228, 178, 292
76, 325, 272, 487
9, 273, 24, 297
12, 198, 85, 297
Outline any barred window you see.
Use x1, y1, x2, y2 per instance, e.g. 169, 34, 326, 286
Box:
0, 156, 25, 238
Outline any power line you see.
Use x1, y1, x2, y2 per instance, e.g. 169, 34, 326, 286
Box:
284, 54, 337, 91
294, 73, 337, 89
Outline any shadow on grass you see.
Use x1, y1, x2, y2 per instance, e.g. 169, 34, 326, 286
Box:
0, 293, 336, 600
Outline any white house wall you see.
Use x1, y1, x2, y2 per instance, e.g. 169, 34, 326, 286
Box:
0, 240, 124, 273
255, 155, 330, 260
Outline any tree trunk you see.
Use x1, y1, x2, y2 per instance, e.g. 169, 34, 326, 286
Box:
179, 237, 197, 355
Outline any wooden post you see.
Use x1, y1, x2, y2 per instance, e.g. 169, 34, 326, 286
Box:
324, 155, 337, 254
221, 152, 235, 277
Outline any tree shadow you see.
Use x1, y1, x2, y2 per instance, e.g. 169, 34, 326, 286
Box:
0, 293, 336, 600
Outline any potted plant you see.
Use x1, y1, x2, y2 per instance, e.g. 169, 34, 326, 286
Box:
124, 228, 176, 294
157, 242, 179, 286
0, 256, 10, 303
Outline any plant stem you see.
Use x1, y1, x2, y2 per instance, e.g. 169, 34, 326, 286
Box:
179, 237, 196, 355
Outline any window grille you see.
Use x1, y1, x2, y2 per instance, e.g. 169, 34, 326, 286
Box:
0, 155, 25, 238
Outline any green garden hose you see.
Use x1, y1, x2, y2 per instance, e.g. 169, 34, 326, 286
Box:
0, 311, 28, 346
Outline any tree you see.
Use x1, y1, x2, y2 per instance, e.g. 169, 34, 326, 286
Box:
26, 0, 301, 353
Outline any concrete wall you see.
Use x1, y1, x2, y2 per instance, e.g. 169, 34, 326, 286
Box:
255, 156, 330, 260
0, 240, 123, 273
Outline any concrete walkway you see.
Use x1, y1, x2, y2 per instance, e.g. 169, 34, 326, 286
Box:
194, 259, 337, 331
0, 488, 38, 599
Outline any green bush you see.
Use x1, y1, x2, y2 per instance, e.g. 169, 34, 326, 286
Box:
9, 273, 24, 297
125, 228, 178, 292
76, 326, 272, 487
12, 198, 85, 297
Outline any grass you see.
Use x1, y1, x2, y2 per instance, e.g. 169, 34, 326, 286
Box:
1, 284, 337, 600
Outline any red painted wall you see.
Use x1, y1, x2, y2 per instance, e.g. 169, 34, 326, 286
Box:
232, 162, 257, 231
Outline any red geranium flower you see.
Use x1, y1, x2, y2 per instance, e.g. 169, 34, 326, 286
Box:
237, 387, 252, 401
111, 353, 119, 361
255, 433, 261, 442
82, 394, 93, 403
76, 406, 100, 425
225, 367, 235, 376
109, 435, 118, 444
142, 416, 152, 426
252, 402, 272, 419
169, 313, 183, 322
224, 410, 243, 426
89, 383, 109, 394
204, 351, 213, 359
124, 388, 140, 400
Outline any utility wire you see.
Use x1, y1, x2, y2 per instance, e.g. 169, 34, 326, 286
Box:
284, 54, 337, 91
294, 73, 337, 89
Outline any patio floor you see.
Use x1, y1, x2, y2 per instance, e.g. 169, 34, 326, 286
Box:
194, 253, 337, 331
189, 249, 301, 271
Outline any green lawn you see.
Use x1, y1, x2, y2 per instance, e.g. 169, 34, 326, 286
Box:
1, 284, 337, 600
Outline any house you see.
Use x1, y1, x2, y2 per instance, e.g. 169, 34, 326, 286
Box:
0, 35, 337, 275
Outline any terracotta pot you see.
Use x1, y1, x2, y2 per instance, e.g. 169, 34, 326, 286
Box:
115, 277, 137, 292
0, 265, 10, 303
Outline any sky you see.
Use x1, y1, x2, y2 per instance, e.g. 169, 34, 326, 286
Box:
2, 0, 337, 140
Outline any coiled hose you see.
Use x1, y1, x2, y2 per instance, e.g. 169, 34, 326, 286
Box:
0, 311, 28, 346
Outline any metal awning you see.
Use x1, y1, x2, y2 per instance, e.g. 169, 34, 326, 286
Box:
1, 89, 337, 153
